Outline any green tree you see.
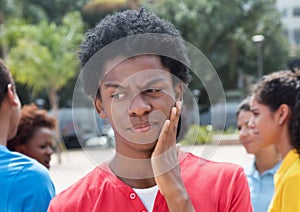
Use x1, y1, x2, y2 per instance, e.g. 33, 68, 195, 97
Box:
0, 0, 89, 107
4, 11, 84, 161
22, 0, 87, 24
145, 0, 289, 91
0, 0, 46, 23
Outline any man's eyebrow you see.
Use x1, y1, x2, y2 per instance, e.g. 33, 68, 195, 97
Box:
142, 78, 167, 88
103, 82, 126, 89
103, 78, 167, 89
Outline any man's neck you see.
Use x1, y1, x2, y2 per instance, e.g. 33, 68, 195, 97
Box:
118, 176, 156, 189
109, 153, 154, 175
108, 151, 187, 188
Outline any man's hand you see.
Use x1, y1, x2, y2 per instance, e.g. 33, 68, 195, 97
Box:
151, 101, 195, 212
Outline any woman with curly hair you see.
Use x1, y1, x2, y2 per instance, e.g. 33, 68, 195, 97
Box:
7, 104, 56, 169
249, 70, 300, 212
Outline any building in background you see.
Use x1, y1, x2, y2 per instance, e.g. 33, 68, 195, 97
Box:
277, 0, 300, 47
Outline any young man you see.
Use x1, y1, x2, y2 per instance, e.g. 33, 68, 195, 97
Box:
0, 60, 55, 211
49, 9, 252, 211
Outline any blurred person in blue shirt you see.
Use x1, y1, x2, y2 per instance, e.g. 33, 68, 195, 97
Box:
0, 60, 55, 211
236, 97, 281, 212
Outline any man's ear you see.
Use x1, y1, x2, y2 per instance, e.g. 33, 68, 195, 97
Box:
7, 84, 19, 107
174, 83, 183, 102
94, 98, 107, 119
275, 104, 290, 125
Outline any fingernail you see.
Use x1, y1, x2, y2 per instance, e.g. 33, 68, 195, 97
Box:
172, 107, 176, 115
177, 102, 182, 111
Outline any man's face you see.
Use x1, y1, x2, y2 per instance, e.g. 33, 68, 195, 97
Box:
95, 55, 182, 151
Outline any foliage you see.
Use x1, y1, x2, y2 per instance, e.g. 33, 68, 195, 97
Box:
0, 0, 87, 107
0, 0, 47, 24
0, 0, 87, 24
4, 11, 84, 96
180, 125, 213, 145
213, 127, 238, 135
180, 124, 239, 145
145, 0, 290, 90
2, 11, 84, 162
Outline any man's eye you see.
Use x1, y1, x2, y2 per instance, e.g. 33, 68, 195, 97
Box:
111, 93, 125, 99
144, 88, 162, 94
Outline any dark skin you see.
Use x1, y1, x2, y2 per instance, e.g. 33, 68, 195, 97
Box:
95, 55, 195, 211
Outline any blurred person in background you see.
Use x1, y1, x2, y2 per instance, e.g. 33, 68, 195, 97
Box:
237, 97, 281, 212
249, 70, 300, 212
7, 103, 56, 169
0, 60, 55, 211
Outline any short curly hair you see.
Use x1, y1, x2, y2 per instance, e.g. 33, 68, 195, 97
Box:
0, 59, 16, 107
252, 70, 300, 154
79, 8, 191, 98
7, 104, 56, 150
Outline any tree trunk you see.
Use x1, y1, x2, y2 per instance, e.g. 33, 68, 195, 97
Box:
49, 88, 63, 164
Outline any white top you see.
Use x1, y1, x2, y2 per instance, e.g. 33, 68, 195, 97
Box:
133, 185, 158, 211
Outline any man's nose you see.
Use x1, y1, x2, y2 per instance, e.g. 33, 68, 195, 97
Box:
128, 93, 151, 116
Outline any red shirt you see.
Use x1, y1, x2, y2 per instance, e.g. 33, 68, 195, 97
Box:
48, 152, 252, 212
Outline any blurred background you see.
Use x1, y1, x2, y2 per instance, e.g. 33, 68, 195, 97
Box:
0, 0, 299, 149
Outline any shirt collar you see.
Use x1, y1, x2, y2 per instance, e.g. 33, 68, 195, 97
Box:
276, 149, 299, 177
247, 159, 281, 176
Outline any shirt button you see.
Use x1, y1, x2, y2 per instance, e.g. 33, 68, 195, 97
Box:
141, 210, 147, 212
129, 193, 136, 200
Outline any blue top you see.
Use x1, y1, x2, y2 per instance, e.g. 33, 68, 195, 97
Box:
245, 160, 281, 212
0, 145, 55, 212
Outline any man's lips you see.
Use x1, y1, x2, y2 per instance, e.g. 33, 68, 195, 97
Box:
132, 125, 151, 133
129, 122, 153, 133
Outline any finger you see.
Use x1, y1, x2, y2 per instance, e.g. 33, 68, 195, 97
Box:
176, 101, 182, 115
168, 106, 180, 145
159, 119, 170, 138
172, 101, 181, 127
155, 119, 170, 154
